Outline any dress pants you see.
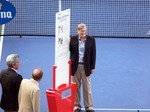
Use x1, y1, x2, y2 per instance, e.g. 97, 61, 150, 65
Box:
72, 64, 93, 110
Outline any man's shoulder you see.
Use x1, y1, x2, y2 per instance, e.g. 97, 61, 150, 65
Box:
70, 35, 78, 43
21, 79, 31, 86
0, 68, 10, 76
86, 35, 95, 42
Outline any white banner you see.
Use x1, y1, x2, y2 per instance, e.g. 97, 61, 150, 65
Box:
55, 9, 70, 89
0, 25, 5, 62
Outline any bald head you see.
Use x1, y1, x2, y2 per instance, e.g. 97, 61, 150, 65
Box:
32, 68, 43, 81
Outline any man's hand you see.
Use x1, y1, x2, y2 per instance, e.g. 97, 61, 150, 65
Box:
91, 69, 95, 74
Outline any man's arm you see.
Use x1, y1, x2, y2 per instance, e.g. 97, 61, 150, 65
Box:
32, 89, 40, 112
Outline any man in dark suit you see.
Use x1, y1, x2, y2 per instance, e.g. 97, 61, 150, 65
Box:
0, 54, 23, 112
70, 23, 96, 112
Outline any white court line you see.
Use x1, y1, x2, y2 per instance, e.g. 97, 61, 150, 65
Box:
0, 25, 5, 62
81, 108, 150, 111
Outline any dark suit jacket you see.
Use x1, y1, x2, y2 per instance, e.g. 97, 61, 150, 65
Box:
0, 68, 23, 111
70, 35, 96, 76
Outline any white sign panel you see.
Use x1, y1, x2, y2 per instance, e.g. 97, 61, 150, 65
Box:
0, 25, 5, 62
55, 9, 70, 89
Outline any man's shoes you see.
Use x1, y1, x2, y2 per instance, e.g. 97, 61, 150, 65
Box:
86, 110, 95, 112
74, 108, 81, 112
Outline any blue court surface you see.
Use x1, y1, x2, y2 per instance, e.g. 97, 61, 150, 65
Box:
0, 37, 150, 112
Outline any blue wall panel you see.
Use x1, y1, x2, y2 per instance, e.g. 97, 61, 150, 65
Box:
3, 0, 150, 37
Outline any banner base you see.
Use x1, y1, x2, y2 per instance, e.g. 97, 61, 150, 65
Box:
46, 83, 77, 112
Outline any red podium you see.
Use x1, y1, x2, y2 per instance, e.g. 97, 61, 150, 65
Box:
46, 83, 77, 112
46, 61, 77, 112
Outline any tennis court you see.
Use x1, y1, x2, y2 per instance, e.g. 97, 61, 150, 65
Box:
0, 0, 150, 112
0, 37, 150, 112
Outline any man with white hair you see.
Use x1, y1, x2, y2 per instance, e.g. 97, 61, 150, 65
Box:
70, 23, 96, 112
0, 54, 23, 112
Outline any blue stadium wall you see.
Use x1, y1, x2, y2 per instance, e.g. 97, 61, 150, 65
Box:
4, 0, 150, 37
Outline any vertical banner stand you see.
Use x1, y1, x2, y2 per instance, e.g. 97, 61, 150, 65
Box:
46, 1, 77, 112
0, 25, 5, 62
46, 60, 77, 112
